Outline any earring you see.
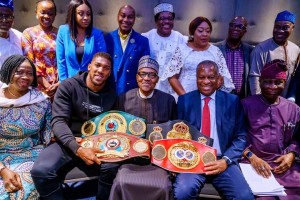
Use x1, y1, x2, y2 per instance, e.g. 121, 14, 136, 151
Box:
188, 35, 194, 41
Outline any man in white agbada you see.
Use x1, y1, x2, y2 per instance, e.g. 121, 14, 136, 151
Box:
142, 3, 187, 94
0, 0, 22, 69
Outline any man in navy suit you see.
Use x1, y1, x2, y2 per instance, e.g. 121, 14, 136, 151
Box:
173, 60, 254, 200
105, 5, 150, 95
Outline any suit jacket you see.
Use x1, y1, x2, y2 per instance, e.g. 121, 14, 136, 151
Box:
56, 24, 107, 81
177, 90, 247, 164
105, 29, 150, 95
215, 40, 254, 98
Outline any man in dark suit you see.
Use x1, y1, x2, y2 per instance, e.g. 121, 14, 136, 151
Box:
105, 5, 150, 95
173, 60, 254, 200
215, 16, 253, 98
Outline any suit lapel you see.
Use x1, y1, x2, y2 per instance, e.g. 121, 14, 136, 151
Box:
215, 91, 223, 139
194, 91, 202, 130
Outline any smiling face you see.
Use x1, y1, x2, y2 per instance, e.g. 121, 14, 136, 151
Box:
87, 56, 111, 91
75, 3, 91, 29
196, 63, 220, 96
10, 60, 34, 92
273, 21, 294, 45
259, 78, 285, 103
36, 1, 56, 31
136, 67, 159, 96
193, 21, 211, 49
118, 5, 135, 35
155, 11, 174, 37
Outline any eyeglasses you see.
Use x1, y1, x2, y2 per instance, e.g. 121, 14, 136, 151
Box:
14, 70, 34, 77
274, 25, 292, 31
158, 17, 174, 22
229, 23, 246, 30
0, 14, 14, 22
138, 72, 158, 79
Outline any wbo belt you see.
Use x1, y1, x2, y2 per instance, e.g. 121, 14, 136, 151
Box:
81, 110, 146, 138
151, 138, 217, 173
146, 120, 213, 146
79, 132, 150, 162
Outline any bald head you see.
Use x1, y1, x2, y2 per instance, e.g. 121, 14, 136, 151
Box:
118, 5, 136, 34
118, 5, 135, 16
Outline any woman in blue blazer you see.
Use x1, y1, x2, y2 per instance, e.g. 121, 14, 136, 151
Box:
56, 0, 106, 81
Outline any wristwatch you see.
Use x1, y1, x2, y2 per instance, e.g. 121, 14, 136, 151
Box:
245, 151, 253, 159
222, 156, 232, 166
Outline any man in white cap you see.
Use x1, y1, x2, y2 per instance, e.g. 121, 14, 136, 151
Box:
142, 3, 187, 94
0, 0, 22, 69
249, 10, 300, 99
109, 55, 177, 200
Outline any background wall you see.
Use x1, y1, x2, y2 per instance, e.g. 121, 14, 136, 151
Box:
13, 0, 300, 45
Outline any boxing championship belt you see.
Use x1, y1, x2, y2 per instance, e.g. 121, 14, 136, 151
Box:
79, 132, 151, 162
146, 120, 213, 146
151, 138, 217, 173
81, 110, 146, 138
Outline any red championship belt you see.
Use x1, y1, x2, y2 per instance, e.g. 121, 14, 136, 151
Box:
151, 139, 217, 173
79, 132, 151, 162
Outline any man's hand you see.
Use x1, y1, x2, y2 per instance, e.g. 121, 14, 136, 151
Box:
76, 147, 103, 165
249, 154, 272, 178
273, 152, 295, 174
204, 159, 227, 175
1, 168, 23, 192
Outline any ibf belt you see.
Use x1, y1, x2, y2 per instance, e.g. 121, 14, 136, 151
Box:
79, 132, 150, 162
151, 139, 217, 173
81, 110, 146, 138
146, 120, 213, 146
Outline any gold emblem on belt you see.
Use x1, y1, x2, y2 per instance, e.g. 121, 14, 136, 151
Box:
166, 122, 192, 139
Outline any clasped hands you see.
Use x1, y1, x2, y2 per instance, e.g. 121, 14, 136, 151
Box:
1, 168, 23, 193
249, 152, 295, 178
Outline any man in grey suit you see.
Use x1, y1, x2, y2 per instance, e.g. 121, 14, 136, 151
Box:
215, 16, 253, 98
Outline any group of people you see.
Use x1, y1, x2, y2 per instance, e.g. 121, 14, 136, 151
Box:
0, 0, 299, 200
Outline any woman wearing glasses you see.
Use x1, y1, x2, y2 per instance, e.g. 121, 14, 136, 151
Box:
56, 0, 106, 82
162, 16, 235, 100
0, 55, 52, 199
21, 0, 58, 99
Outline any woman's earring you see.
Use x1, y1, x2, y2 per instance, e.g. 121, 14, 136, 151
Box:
188, 35, 194, 42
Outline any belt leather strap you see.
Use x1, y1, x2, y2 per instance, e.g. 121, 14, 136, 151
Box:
151, 138, 217, 173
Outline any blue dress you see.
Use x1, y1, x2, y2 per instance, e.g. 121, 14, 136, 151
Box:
0, 97, 52, 199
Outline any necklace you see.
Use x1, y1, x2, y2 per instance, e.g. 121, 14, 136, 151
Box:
6, 87, 22, 98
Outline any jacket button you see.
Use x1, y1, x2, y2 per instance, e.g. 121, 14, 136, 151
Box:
126, 70, 129, 72
127, 83, 129, 85
114, 55, 117, 58
130, 57, 132, 59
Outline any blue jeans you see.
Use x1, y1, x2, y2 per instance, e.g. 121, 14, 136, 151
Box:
31, 142, 119, 200
173, 163, 254, 200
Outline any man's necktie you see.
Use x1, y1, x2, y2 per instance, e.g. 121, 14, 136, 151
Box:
201, 97, 211, 137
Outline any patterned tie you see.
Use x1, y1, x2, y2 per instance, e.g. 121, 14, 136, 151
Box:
201, 97, 211, 137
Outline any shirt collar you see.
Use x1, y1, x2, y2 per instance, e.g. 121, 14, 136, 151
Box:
200, 91, 216, 101
138, 89, 154, 99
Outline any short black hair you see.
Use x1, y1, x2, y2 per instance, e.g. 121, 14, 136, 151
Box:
0, 55, 38, 87
92, 52, 112, 65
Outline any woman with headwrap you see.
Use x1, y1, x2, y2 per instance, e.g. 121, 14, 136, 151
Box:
0, 55, 52, 199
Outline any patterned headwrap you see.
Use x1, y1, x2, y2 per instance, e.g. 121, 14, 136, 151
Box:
154, 3, 174, 15
275, 10, 296, 24
138, 55, 159, 73
261, 59, 287, 80
0, 0, 14, 11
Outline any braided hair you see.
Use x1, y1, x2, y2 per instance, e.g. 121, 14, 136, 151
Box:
0, 55, 38, 87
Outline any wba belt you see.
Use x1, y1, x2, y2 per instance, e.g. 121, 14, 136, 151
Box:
81, 110, 146, 138
151, 138, 217, 173
146, 120, 213, 146
79, 132, 150, 162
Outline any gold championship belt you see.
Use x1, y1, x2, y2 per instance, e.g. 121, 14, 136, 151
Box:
151, 138, 217, 173
81, 111, 146, 138
79, 132, 150, 162
146, 120, 213, 146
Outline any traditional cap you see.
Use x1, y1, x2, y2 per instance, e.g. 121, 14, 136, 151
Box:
0, 0, 14, 11
275, 10, 296, 24
138, 55, 159, 73
154, 3, 174, 15
261, 59, 287, 80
